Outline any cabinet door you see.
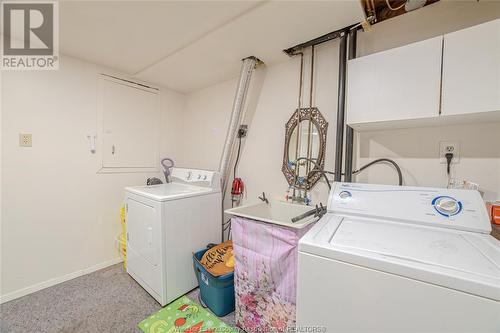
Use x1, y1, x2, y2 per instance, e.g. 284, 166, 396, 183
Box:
126, 197, 162, 299
347, 36, 442, 125
126, 199, 159, 267
101, 78, 159, 168
442, 19, 500, 116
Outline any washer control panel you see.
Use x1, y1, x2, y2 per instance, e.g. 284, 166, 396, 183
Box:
171, 168, 220, 189
432, 196, 462, 217
328, 182, 491, 234
339, 191, 352, 199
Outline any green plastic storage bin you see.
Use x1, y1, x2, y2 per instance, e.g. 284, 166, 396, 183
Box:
193, 248, 235, 317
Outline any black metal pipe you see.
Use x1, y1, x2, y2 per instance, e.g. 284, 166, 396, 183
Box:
334, 32, 348, 182
348, 29, 358, 59
344, 28, 357, 182
344, 128, 354, 182
284, 25, 356, 56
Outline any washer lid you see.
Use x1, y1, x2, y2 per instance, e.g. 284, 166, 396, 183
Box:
299, 214, 500, 301
125, 183, 217, 201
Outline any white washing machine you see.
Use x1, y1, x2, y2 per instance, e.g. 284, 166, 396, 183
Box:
297, 182, 500, 333
125, 168, 221, 306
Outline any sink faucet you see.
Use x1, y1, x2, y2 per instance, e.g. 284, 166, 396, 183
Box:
288, 174, 310, 205
287, 156, 333, 205
288, 184, 305, 204
258, 192, 269, 204
288, 157, 322, 205
291, 203, 326, 223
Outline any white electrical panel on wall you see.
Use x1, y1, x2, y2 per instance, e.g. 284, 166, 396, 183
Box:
98, 75, 160, 172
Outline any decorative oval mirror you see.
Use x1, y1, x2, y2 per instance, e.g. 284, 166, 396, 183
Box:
282, 107, 328, 190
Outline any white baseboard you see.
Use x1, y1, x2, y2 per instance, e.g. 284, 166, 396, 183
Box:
0, 257, 123, 304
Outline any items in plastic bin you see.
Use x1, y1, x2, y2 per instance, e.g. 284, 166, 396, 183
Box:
199, 241, 234, 276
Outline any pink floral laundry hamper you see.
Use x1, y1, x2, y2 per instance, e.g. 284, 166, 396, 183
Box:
231, 216, 314, 333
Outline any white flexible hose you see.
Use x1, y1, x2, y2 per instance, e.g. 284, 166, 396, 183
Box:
218, 57, 257, 199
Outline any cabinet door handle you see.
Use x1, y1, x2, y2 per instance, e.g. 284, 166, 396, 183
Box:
112, 145, 115, 155
147, 227, 153, 246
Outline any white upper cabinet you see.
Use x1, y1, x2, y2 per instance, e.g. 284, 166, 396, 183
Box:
347, 36, 443, 127
441, 19, 500, 116
99, 76, 160, 172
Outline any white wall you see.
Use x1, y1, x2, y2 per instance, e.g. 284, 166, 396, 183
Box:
357, 0, 500, 57
177, 41, 340, 206
355, 123, 500, 201
0, 55, 183, 300
176, 0, 500, 208
175, 78, 236, 171
0, 66, 4, 301
353, 0, 500, 201
2, 0, 499, 302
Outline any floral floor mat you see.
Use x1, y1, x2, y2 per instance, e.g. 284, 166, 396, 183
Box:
139, 296, 238, 333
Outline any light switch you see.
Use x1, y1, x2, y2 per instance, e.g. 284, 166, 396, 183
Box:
19, 133, 32, 147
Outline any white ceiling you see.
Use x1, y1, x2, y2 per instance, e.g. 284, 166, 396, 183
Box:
60, 1, 365, 93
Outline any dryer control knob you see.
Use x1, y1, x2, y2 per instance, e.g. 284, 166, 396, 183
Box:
186, 171, 192, 180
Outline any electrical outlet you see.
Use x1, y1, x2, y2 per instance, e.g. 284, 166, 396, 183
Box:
439, 141, 459, 164
19, 133, 32, 147
238, 125, 248, 138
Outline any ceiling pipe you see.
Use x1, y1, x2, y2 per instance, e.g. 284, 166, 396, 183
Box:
218, 56, 258, 202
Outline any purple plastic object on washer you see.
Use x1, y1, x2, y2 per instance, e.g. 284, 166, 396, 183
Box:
160, 158, 174, 183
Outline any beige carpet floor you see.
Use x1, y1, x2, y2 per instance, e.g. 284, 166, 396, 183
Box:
0, 264, 236, 333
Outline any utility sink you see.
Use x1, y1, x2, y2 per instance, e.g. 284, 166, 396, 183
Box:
225, 200, 318, 229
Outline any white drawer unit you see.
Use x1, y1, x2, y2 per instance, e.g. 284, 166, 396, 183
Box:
125, 168, 221, 306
